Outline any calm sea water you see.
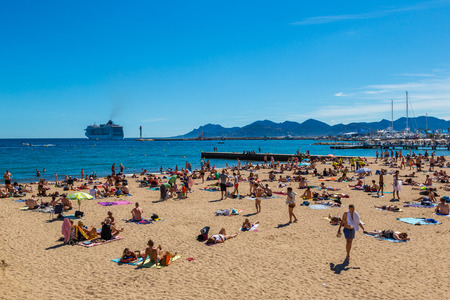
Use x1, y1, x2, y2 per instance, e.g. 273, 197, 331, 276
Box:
1, 138, 447, 182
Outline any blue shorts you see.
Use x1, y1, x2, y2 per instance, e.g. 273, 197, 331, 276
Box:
343, 228, 355, 239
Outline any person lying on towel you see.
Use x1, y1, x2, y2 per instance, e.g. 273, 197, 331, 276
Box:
364, 230, 410, 241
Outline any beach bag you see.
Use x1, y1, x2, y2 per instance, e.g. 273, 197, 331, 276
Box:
231, 208, 239, 215
75, 211, 84, 218
160, 254, 172, 266
364, 185, 371, 192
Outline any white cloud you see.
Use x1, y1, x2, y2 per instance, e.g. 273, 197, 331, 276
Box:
334, 92, 352, 97
292, 0, 450, 25
142, 118, 167, 123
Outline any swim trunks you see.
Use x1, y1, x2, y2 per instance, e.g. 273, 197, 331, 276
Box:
5, 180, 11, 185
343, 228, 355, 239
220, 183, 227, 192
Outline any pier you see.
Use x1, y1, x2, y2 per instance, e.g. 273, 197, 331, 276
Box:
201, 152, 354, 161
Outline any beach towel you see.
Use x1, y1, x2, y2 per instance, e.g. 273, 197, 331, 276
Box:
98, 200, 133, 206
111, 257, 143, 265
62, 218, 72, 243
124, 218, 153, 224
434, 213, 450, 217
78, 236, 124, 247
147, 187, 160, 191
140, 255, 181, 268
309, 204, 330, 210
63, 214, 84, 220
397, 217, 441, 225
239, 224, 259, 232
200, 188, 219, 192
246, 196, 280, 200
14, 199, 27, 203
403, 202, 437, 208
347, 210, 361, 231
215, 209, 243, 216
364, 233, 408, 243
375, 208, 403, 212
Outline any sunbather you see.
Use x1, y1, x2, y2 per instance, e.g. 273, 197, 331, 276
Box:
120, 248, 139, 263
436, 198, 449, 215
328, 214, 341, 225
100, 218, 123, 241
139, 239, 176, 267
241, 219, 259, 231
364, 230, 410, 241
131, 202, 143, 221
374, 205, 400, 211
206, 228, 238, 244
77, 221, 98, 239
26, 196, 39, 209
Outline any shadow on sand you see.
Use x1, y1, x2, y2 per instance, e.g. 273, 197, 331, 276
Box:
275, 222, 291, 228
330, 259, 361, 274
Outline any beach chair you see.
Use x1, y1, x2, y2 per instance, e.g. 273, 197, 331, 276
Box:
50, 204, 64, 220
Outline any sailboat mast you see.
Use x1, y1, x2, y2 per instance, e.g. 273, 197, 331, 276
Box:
406, 91, 409, 131
391, 99, 394, 130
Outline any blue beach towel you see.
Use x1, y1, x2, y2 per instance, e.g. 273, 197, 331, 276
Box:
364, 233, 408, 243
308, 204, 330, 210
397, 217, 441, 225
434, 213, 450, 218
111, 257, 143, 265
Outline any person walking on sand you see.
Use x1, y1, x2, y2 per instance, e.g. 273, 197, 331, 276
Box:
286, 187, 298, 223
337, 204, 365, 261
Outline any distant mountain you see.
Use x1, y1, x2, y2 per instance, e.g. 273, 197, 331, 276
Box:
175, 116, 450, 138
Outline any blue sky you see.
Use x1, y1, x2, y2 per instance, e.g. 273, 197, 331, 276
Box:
1, 0, 450, 138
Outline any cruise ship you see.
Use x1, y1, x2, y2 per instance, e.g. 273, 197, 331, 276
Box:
85, 120, 124, 140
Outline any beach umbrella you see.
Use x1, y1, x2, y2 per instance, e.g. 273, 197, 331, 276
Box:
298, 162, 311, 167
67, 192, 93, 210
328, 154, 335, 158
301, 158, 310, 162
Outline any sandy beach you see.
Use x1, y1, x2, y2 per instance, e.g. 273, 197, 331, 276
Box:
1, 156, 450, 300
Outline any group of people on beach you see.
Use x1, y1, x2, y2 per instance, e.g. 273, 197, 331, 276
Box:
5, 144, 450, 267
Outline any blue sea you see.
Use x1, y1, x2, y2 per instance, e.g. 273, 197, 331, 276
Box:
1, 138, 448, 182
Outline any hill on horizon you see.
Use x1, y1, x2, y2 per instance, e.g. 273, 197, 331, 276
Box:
174, 116, 450, 138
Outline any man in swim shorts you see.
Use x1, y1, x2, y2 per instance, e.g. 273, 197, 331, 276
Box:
436, 197, 449, 215
3, 170, 12, 190
218, 169, 228, 200
337, 204, 365, 261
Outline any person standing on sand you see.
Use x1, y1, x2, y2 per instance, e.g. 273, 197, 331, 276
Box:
254, 183, 263, 213
219, 170, 228, 200
286, 187, 298, 223
111, 163, 116, 176
378, 172, 384, 196
393, 170, 401, 200
337, 204, 364, 261
81, 168, 84, 180
4, 170, 12, 190
54, 172, 58, 186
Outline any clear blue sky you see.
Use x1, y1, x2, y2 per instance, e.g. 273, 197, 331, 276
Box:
1, 0, 450, 138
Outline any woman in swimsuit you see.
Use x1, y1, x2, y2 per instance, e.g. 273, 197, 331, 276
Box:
206, 228, 238, 244
120, 248, 138, 263
241, 219, 259, 231
364, 230, 410, 241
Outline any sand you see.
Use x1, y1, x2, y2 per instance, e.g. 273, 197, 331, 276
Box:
1, 157, 450, 299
